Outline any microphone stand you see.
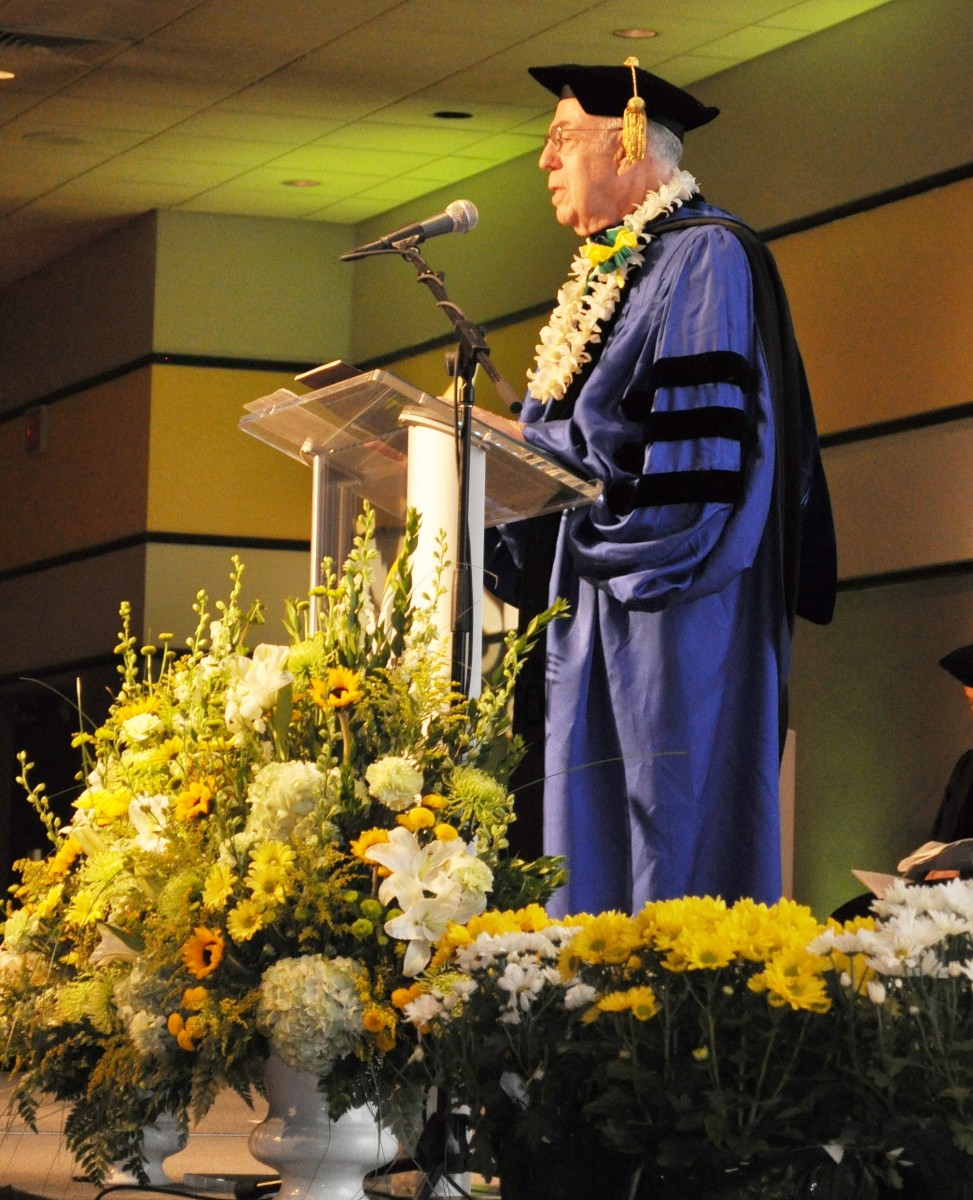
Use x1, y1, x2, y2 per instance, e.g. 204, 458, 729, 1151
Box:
347, 239, 519, 696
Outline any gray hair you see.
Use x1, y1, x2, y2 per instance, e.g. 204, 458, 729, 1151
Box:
600, 116, 683, 167
647, 119, 683, 169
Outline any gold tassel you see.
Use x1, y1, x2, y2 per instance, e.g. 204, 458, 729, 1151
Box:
622, 55, 646, 164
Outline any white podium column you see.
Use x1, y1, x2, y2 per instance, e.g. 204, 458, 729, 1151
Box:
405, 416, 485, 696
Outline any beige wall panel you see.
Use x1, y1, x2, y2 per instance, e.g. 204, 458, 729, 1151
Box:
774, 177, 973, 436
688, 0, 973, 233
153, 212, 357, 364
790, 570, 973, 919
147, 364, 312, 540
824, 418, 973, 581
0, 370, 151, 573
0, 215, 157, 412
0, 547, 146, 679
143, 543, 309, 649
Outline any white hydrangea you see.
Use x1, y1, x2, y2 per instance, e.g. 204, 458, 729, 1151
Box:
244, 759, 335, 844
257, 955, 363, 1075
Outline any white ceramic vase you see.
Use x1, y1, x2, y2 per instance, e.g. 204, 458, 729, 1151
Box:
103, 1111, 189, 1186
248, 1055, 398, 1200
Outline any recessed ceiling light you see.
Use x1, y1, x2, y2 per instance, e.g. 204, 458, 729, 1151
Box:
613, 28, 657, 39
433, 110, 473, 120
0, 69, 15, 80
282, 179, 320, 187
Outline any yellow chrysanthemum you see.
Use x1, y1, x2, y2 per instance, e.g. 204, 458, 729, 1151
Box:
202, 862, 236, 911
181, 986, 209, 1010
639, 895, 729, 954
36, 882, 64, 919
310, 666, 363, 710
226, 900, 268, 944
748, 947, 832, 1014
181, 926, 224, 978
64, 889, 106, 927
397, 806, 436, 833
350, 828, 390, 861
433, 823, 459, 841
421, 793, 447, 810
561, 911, 641, 969
174, 778, 214, 820
362, 1004, 396, 1051
669, 926, 738, 972
596, 985, 659, 1022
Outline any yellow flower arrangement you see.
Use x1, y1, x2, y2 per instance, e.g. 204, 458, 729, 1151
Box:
0, 505, 566, 1183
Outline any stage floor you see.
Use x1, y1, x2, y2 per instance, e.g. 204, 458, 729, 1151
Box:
0, 1077, 271, 1197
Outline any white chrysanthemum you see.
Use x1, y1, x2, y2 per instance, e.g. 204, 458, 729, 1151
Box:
403, 992, 445, 1027
564, 982, 598, 1010
120, 712, 164, 745
224, 643, 292, 735
365, 756, 424, 812
257, 955, 363, 1075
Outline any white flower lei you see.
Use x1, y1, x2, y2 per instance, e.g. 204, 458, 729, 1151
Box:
526, 168, 699, 403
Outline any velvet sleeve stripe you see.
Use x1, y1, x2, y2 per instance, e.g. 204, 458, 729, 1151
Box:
621, 350, 754, 419
605, 469, 743, 516
638, 405, 747, 443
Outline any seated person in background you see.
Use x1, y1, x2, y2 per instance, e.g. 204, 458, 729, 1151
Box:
931, 641, 973, 843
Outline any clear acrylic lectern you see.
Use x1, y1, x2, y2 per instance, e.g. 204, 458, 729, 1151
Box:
239, 365, 600, 682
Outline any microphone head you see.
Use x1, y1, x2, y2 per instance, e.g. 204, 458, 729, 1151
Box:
446, 199, 478, 234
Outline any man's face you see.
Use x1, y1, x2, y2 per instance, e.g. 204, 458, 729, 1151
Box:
538, 98, 629, 236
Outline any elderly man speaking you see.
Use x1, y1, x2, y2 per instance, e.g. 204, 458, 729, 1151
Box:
483, 58, 836, 917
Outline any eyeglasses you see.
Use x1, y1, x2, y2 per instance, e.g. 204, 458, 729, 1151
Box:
542, 124, 620, 153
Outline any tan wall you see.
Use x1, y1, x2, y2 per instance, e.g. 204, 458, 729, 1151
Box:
0, 369, 151, 573
147, 364, 311, 540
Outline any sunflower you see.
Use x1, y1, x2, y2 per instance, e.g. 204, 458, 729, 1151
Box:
310, 666, 363, 710
181, 926, 224, 978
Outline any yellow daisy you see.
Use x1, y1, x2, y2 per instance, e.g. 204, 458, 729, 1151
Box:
202, 862, 236, 911
226, 900, 267, 944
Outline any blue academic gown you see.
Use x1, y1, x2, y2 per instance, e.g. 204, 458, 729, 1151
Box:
496, 201, 792, 916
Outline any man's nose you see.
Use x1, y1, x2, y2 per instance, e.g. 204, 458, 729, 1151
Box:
539, 140, 559, 169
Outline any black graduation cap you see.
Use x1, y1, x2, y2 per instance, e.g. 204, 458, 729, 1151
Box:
940, 642, 973, 687
529, 60, 719, 141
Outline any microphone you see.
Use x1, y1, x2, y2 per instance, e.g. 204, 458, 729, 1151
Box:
341, 199, 478, 260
